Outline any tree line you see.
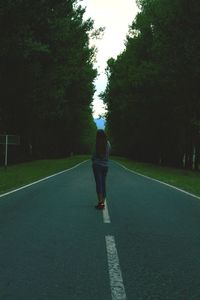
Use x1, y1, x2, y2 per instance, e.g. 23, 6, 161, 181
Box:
0, 0, 98, 164
102, 0, 200, 170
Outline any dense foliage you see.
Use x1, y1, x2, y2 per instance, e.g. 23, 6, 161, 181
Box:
0, 0, 97, 163
103, 0, 200, 170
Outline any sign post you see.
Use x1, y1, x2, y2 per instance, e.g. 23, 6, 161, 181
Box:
0, 135, 20, 168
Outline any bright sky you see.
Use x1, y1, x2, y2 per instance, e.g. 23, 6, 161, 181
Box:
80, 0, 139, 118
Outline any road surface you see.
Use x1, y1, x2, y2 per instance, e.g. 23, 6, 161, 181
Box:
0, 160, 200, 299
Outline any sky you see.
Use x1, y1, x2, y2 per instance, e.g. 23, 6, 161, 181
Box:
80, 0, 139, 118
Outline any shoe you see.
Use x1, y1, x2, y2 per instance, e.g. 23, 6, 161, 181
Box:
95, 202, 105, 209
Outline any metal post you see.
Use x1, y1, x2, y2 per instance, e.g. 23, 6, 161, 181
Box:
5, 135, 8, 168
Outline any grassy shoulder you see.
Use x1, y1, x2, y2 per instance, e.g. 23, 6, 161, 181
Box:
0, 155, 89, 195
112, 156, 200, 198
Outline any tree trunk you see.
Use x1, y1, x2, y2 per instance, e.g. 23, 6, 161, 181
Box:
194, 136, 200, 171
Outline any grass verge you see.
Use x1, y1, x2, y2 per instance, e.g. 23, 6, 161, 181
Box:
0, 155, 89, 195
112, 156, 200, 198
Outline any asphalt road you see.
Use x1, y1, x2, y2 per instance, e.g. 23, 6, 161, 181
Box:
0, 160, 200, 300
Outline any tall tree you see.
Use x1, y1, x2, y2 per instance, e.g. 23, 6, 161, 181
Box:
103, 0, 200, 170
0, 0, 97, 162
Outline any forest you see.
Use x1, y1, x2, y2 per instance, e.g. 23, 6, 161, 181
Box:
102, 0, 200, 170
0, 0, 97, 163
1, 0, 200, 171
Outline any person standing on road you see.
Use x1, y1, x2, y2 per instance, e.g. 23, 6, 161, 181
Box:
92, 130, 111, 210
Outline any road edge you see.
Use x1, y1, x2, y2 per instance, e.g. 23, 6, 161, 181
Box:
0, 160, 89, 198
113, 160, 200, 201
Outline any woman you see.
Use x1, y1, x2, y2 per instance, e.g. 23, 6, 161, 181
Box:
92, 130, 111, 209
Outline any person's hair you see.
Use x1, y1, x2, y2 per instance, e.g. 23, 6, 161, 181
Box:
96, 130, 107, 158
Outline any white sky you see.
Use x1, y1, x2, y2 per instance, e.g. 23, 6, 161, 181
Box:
80, 0, 139, 118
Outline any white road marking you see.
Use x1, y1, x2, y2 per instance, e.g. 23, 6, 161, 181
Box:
114, 161, 200, 200
0, 160, 88, 198
103, 199, 111, 223
105, 235, 127, 300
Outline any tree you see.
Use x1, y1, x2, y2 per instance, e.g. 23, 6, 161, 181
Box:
0, 0, 98, 161
103, 0, 200, 170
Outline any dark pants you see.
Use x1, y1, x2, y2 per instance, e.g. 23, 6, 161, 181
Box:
92, 164, 108, 198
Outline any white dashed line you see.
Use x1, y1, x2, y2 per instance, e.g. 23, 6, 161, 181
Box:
105, 235, 127, 300
103, 199, 111, 223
